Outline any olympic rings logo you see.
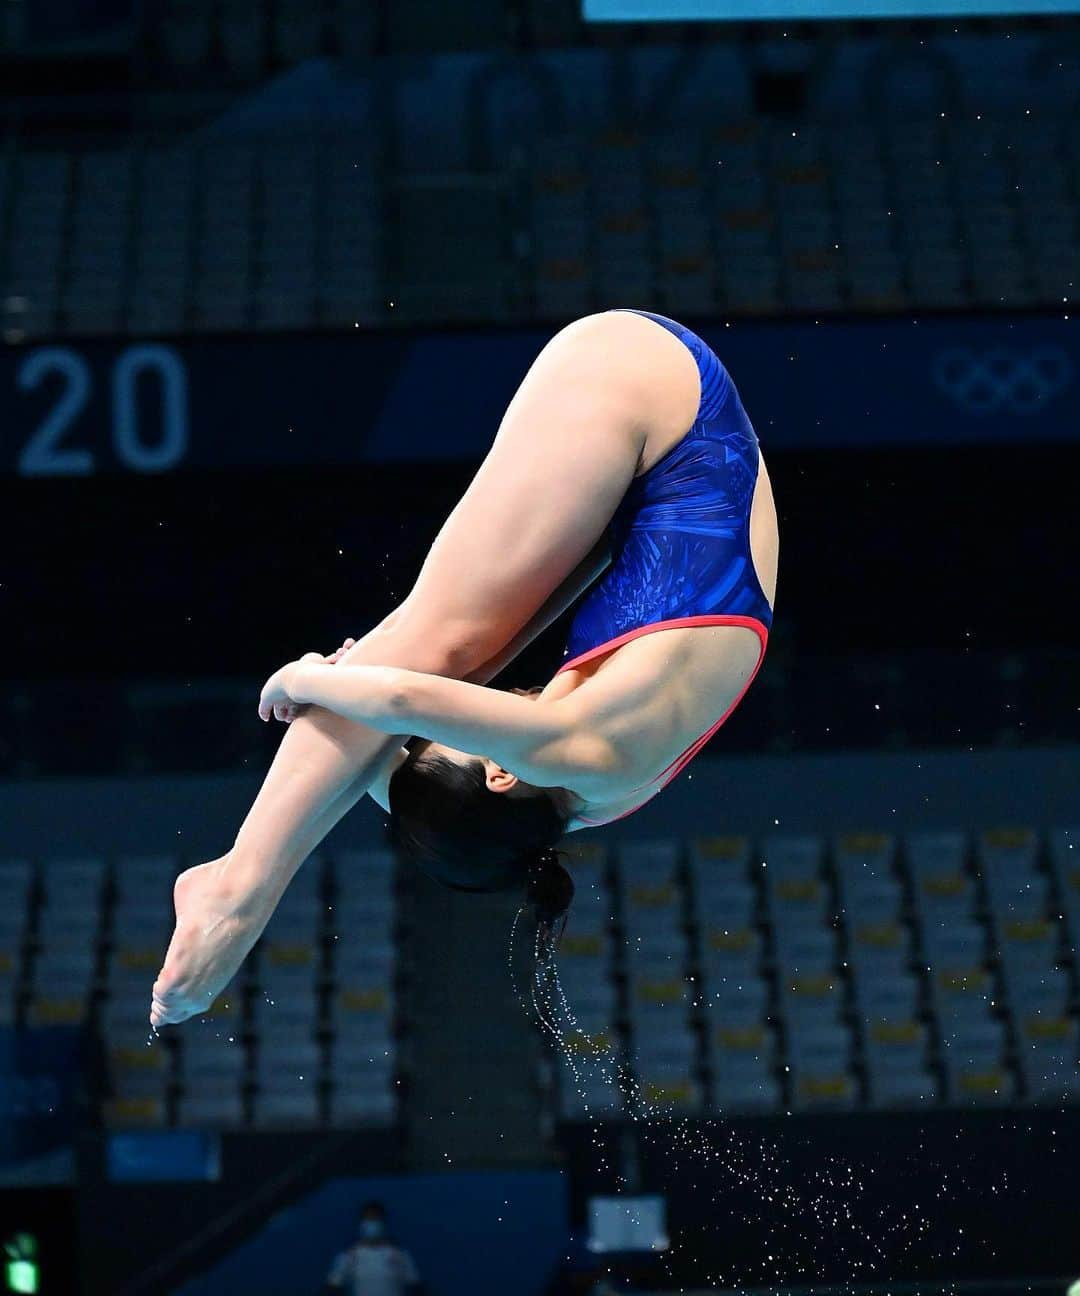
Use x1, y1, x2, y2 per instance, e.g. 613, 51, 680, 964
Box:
932, 347, 1073, 416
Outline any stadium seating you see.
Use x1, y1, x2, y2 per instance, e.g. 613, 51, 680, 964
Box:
3, 818, 1077, 1131
550, 824, 1079, 1122
2, 152, 68, 338
2, 105, 1077, 337
65, 152, 135, 335
128, 148, 197, 335
0, 847, 401, 1131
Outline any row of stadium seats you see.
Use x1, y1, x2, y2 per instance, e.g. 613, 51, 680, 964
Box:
4, 826, 1077, 1129
0, 139, 384, 337
543, 827, 1079, 1120
528, 120, 1080, 318
1, 113, 1077, 338
0, 850, 403, 1129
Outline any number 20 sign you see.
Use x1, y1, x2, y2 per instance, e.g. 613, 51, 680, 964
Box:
14, 344, 189, 476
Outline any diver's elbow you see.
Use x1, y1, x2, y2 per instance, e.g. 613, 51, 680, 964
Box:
382, 669, 417, 719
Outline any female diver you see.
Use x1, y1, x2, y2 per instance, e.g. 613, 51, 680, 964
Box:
150, 309, 778, 1028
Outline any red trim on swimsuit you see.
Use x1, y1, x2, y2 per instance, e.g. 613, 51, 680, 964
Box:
557, 614, 770, 825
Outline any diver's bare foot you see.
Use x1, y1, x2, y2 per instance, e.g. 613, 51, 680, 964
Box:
149, 858, 269, 1028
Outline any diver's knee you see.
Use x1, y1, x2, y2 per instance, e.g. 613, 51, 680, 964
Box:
382, 601, 499, 676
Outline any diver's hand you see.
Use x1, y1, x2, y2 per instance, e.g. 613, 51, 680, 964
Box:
259, 637, 356, 724
259, 659, 305, 724
150, 859, 269, 1029
325, 636, 356, 665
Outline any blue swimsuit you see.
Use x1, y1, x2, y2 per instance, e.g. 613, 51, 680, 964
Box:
559, 309, 773, 818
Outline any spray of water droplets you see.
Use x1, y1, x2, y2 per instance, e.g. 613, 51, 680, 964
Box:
507, 913, 1005, 1290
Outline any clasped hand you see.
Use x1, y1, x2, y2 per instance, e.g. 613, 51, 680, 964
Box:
259, 636, 354, 723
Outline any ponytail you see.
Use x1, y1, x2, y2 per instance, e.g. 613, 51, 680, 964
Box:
525, 845, 575, 958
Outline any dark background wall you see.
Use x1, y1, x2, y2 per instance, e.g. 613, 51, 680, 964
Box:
6, 439, 1073, 674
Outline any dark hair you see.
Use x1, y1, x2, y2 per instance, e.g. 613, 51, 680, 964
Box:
388, 749, 575, 947
360, 1200, 385, 1217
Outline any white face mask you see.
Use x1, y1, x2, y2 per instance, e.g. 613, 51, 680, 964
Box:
360, 1219, 386, 1241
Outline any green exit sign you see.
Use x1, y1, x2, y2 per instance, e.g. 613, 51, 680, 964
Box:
3, 1236, 39, 1295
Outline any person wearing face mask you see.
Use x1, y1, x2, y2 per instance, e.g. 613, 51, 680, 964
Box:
325, 1201, 421, 1296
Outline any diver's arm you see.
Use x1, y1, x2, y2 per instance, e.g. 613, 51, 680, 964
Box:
275, 663, 618, 784
274, 664, 552, 744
